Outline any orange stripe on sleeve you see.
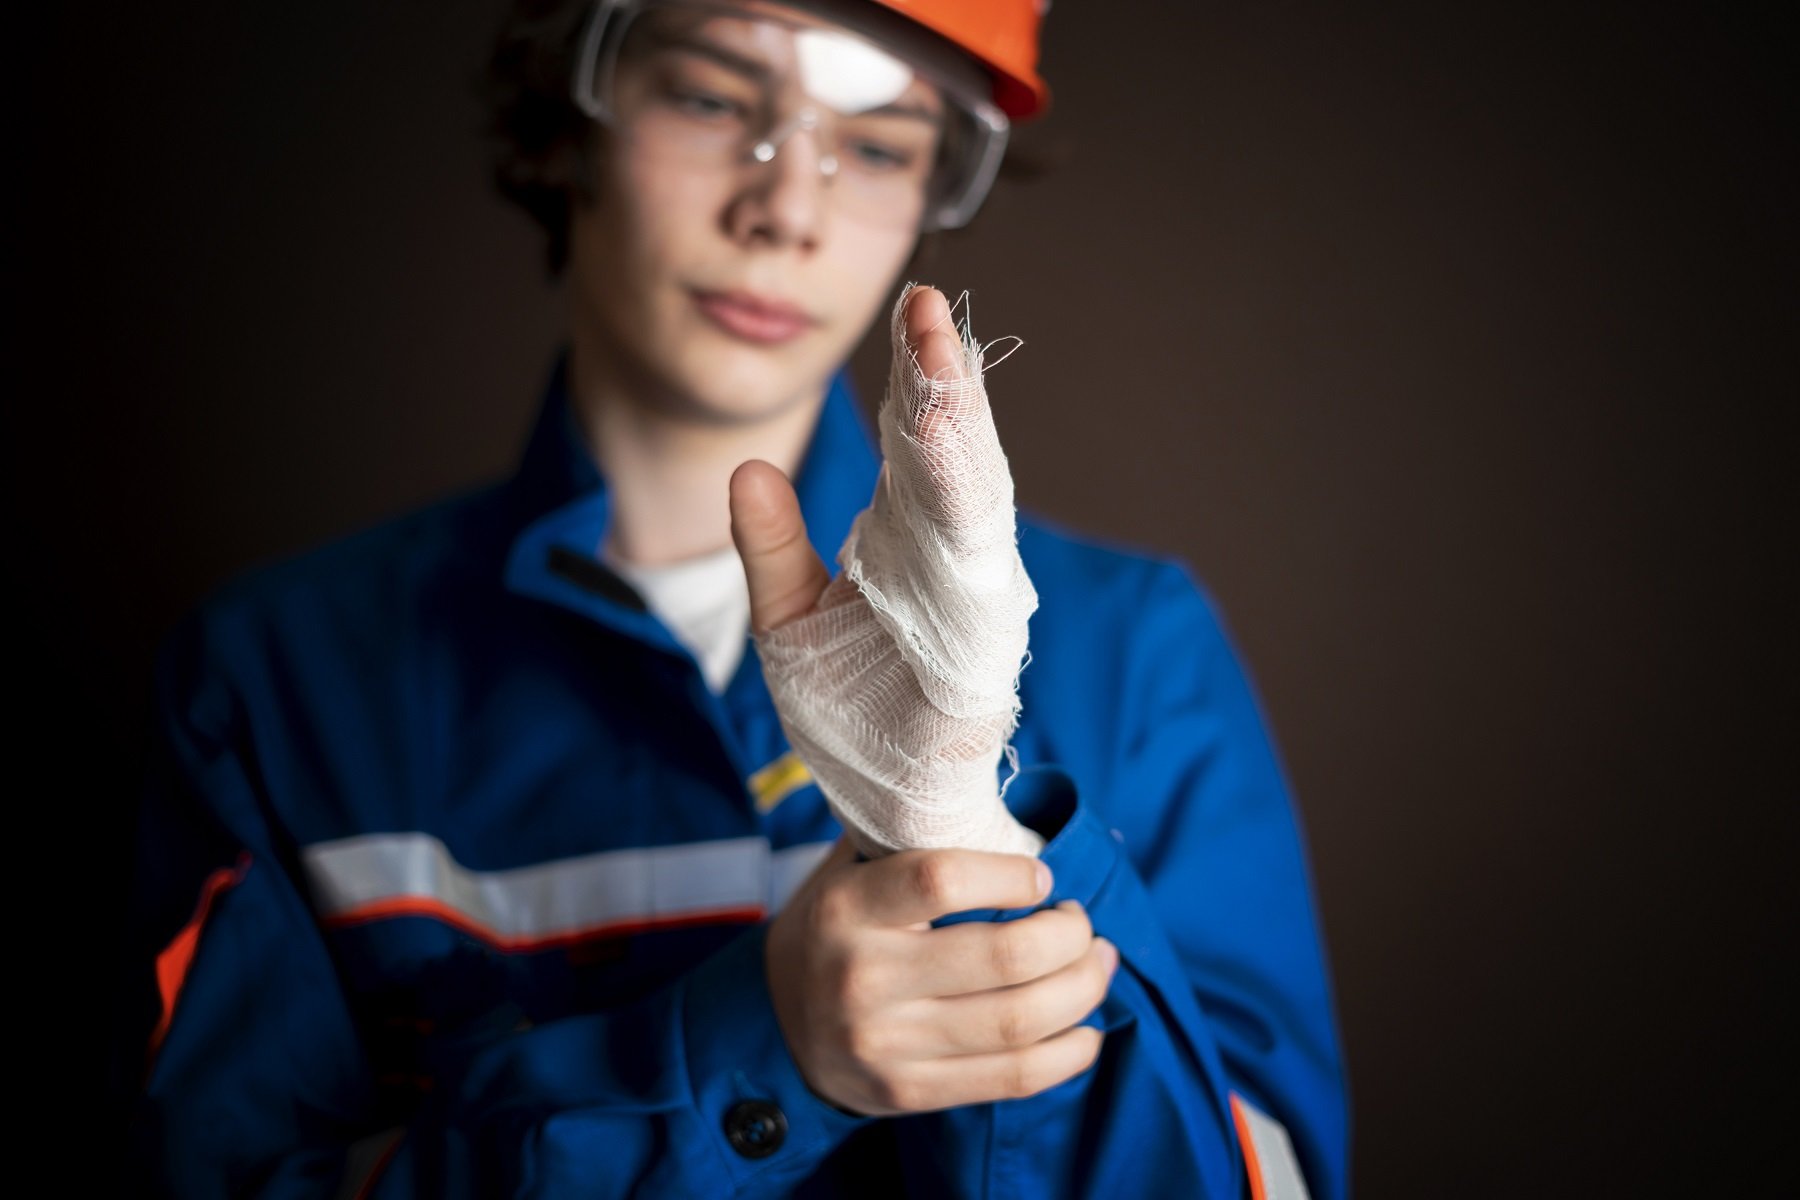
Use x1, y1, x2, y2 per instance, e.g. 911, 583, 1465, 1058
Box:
150, 852, 252, 1056
320, 895, 766, 953
352, 1130, 406, 1200
1230, 1092, 1269, 1200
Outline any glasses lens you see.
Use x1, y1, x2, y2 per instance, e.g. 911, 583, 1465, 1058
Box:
584, 1, 1004, 230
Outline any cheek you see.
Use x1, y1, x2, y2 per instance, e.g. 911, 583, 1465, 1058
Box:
606, 151, 722, 282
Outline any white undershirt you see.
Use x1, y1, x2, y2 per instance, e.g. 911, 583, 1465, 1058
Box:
606, 544, 751, 695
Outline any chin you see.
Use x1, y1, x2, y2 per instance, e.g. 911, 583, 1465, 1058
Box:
668, 334, 836, 426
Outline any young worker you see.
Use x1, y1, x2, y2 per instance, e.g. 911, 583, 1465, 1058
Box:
124, 0, 1348, 1194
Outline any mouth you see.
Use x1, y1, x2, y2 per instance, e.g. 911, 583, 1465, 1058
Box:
690, 288, 818, 345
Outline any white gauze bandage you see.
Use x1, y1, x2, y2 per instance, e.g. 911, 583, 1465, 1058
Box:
754, 284, 1044, 859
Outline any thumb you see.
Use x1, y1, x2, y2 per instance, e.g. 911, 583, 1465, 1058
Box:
730, 459, 831, 633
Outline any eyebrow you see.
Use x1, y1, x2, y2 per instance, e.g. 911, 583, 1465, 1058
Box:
643, 29, 774, 82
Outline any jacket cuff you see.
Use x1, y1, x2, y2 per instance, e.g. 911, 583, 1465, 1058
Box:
935, 765, 1126, 926
679, 921, 871, 1191
1011, 764, 1127, 904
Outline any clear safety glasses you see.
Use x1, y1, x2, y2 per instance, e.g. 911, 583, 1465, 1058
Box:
570, 0, 1010, 231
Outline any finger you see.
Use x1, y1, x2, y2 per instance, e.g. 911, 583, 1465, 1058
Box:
852, 847, 1051, 928
880, 1024, 1105, 1113
891, 286, 1012, 547
899, 285, 974, 448
729, 458, 831, 633
910, 936, 1116, 1057
892, 900, 1095, 999
903, 284, 965, 386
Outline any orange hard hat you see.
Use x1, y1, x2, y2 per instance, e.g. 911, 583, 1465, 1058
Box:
869, 0, 1051, 120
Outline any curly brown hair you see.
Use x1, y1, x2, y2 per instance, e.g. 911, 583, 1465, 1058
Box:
483, 0, 603, 276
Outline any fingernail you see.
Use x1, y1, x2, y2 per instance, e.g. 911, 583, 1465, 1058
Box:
1035, 861, 1053, 899
1097, 939, 1119, 977
1055, 899, 1085, 915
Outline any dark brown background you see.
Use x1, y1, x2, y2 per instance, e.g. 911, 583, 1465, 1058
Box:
18, 1, 1790, 1194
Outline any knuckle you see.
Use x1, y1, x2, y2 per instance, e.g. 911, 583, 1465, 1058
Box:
995, 1002, 1035, 1049
811, 883, 856, 932
912, 854, 963, 908
824, 1021, 864, 1065
844, 1019, 893, 1067
868, 1071, 916, 1114
1001, 1055, 1040, 1100
819, 1013, 855, 1058
834, 959, 885, 1013
988, 925, 1035, 983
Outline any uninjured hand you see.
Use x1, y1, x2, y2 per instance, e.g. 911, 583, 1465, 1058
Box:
762, 835, 1114, 1116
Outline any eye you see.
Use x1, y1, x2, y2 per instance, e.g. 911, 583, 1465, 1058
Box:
661, 84, 747, 122
842, 139, 915, 172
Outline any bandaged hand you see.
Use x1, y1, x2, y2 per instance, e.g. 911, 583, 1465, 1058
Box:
729, 284, 1044, 859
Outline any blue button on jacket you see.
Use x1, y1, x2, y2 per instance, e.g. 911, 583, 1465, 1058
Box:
126, 356, 1348, 1197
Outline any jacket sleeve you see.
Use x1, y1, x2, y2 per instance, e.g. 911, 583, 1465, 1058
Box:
123, 617, 874, 1199
924, 560, 1349, 1199
374, 922, 873, 1198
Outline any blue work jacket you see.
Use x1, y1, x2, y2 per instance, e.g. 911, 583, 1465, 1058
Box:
125, 355, 1348, 1197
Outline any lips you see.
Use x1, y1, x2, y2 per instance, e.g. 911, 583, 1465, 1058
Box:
691, 288, 817, 345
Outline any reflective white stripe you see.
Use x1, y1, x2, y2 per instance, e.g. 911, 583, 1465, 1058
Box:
1230, 1093, 1311, 1200
303, 832, 835, 941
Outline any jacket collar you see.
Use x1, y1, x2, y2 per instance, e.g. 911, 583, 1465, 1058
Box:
502, 350, 881, 639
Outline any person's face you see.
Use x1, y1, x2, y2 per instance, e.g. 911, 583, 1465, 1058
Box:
568, 0, 948, 425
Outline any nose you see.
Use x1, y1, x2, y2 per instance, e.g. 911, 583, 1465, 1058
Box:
725, 121, 831, 250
